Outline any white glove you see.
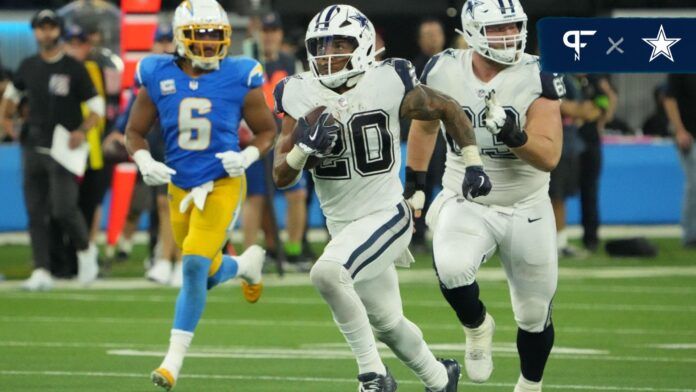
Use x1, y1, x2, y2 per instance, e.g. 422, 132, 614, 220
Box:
179, 181, 214, 213
405, 190, 425, 216
132, 150, 176, 186
215, 146, 260, 177
483, 90, 507, 136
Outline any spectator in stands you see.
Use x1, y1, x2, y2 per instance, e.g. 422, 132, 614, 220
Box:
576, 74, 617, 252
408, 17, 447, 253
0, 10, 103, 290
411, 17, 445, 76
664, 74, 696, 247
65, 24, 110, 256
551, 74, 602, 258
0, 56, 13, 142
242, 12, 310, 270
643, 84, 670, 137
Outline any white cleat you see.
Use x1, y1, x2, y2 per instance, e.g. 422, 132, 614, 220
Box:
463, 312, 495, 383
21, 268, 54, 291
514, 375, 542, 392
236, 245, 265, 303
169, 261, 183, 288
147, 259, 173, 285
77, 244, 99, 285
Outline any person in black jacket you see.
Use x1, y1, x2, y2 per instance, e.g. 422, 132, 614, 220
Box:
0, 10, 104, 290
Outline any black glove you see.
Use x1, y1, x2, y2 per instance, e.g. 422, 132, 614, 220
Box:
484, 91, 528, 148
495, 112, 528, 148
296, 112, 339, 157
404, 167, 427, 214
462, 165, 492, 199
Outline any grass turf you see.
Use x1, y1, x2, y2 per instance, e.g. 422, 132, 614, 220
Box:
1, 239, 695, 391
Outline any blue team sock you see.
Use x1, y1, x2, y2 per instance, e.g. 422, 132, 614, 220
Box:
206, 255, 239, 290
172, 255, 212, 332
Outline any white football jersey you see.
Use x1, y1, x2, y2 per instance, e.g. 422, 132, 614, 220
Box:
275, 58, 418, 222
422, 49, 565, 207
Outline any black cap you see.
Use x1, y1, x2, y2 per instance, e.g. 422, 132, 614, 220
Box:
64, 24, 88, 42
31, 9, 63, 31
261, 12, 282, 30
154, 24, 174, 42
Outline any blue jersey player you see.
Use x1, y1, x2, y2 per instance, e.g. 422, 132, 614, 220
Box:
124, 0, 276, 390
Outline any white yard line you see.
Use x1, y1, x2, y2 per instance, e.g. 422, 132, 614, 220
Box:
0, 369, 693, 391
2, 291, 695, 313
3, 265, 696, 292
1, 315, 696, 337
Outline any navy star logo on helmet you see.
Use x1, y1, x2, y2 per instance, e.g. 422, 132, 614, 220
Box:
349, 13, 368, 29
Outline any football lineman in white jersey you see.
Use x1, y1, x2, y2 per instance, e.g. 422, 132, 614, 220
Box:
273, 4, 492, 391
407, 1, 564, 391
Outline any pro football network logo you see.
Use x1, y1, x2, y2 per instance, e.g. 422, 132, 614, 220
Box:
563, 30, 597, 61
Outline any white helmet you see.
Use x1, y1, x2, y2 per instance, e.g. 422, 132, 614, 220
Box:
305, 5, 377, 88
172, 0, 231, 71
458, 0, 528, 65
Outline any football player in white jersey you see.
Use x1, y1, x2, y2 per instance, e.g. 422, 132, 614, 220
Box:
407, 1, 564, 391
273, 5, 492, 392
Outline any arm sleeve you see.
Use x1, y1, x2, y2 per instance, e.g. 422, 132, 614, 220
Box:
12, 59, 28, 92
539, 71, 566, 100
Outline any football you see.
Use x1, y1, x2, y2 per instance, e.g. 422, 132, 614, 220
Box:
292, 105, 336, 169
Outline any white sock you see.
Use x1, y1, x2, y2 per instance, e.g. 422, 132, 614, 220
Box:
159, 329, 193, 380
517, 374, 542, 391
405, 344, 448, 390
378, 318, 447, 390
312, 262, 385, 376
336, 314, 386, 376
557, 229, 568, 250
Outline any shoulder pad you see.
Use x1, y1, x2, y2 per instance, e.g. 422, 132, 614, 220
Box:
135, 55, 170, 90
540, 71, 566, 100
273, 76, 290, 115
231, 57, 265, 89
380, 58, 419, 93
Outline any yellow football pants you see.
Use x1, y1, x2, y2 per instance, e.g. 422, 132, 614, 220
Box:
168, 176, 246, 276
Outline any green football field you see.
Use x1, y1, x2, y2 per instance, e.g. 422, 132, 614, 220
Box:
1, 239, 696, 391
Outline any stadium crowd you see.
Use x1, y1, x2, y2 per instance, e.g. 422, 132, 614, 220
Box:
0, 5, 693, 293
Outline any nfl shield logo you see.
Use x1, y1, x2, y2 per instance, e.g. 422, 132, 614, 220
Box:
189, 80, 199, 90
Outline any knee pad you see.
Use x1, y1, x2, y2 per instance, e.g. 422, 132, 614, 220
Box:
514, 297, 553, 333
434, 253, 480, 289
309, 261, 350, 294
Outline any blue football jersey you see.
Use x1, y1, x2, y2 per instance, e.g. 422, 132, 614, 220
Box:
136, 54, 264, 189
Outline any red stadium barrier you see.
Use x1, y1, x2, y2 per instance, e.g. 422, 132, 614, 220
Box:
121, 15, 158, 51
121, 0, 162, 13
107, 163, 138, 246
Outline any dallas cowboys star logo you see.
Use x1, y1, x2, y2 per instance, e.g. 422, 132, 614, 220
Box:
465, 0, 484, 17
349, 13, 368, 28
642, 25, 681, 63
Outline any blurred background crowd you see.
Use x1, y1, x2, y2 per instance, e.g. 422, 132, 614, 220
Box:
1, 0, 695, 290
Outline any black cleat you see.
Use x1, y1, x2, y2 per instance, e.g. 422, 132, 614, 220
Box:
358, 367, 398, 391
426, 358, 461, 392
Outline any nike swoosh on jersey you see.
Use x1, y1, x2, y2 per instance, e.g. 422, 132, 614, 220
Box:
528, 217, 542, 223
